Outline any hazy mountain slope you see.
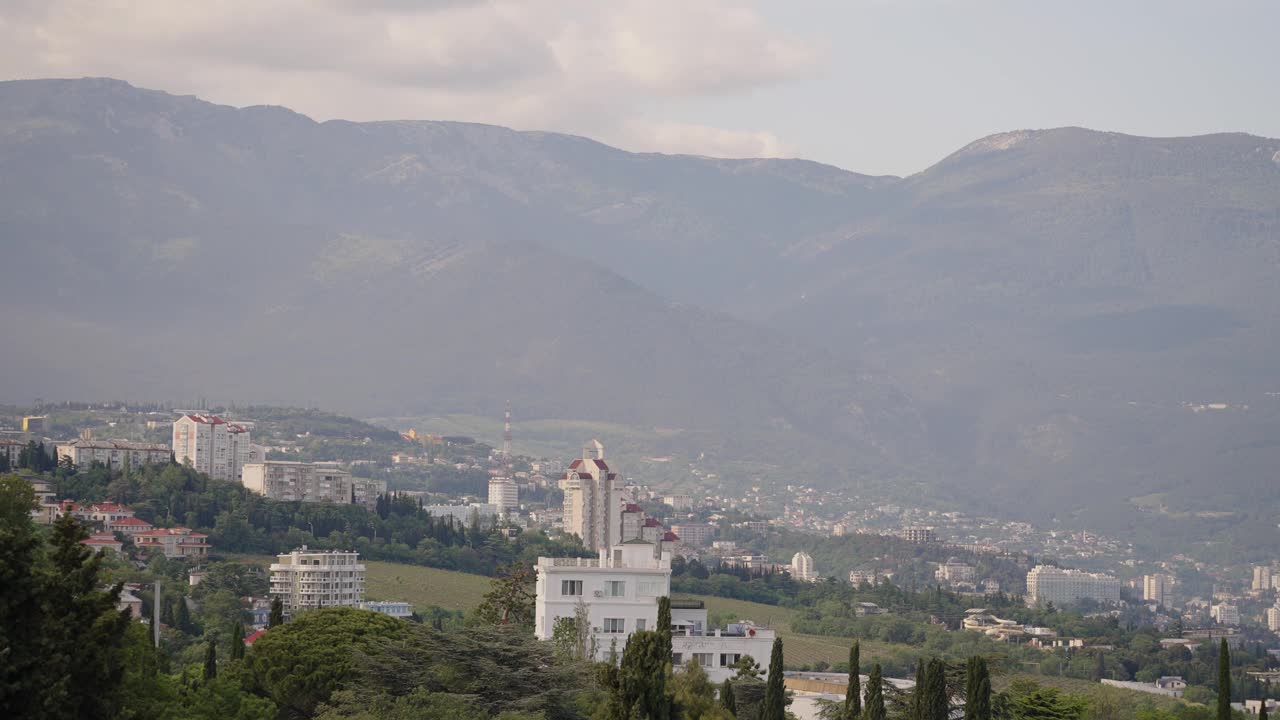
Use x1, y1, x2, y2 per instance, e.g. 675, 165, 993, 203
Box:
0, 78, 927, 489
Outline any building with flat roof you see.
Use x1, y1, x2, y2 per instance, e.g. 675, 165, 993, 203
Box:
134, 527, 210, 560
903, 526, 937, 544
670, 523, 716, 548
56, 439, 170, 471
241, 461, 385, 511
488, 477, 519, 515
270, 547, 366, 617
1025, 565, 1120, 607
1144, 574, 1174, 607
534, 541, 775, 682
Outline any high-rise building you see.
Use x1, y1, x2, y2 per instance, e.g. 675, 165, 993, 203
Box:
488, 477, 519, 514
791, 551, 817, 582
561, 440, 623, 554
1143, 574, 1174, 607
1025, 565, 1121, 607
670, 523, 716, 548
1267, 607, 1280, 632
241, 461, 386, 511
1254, 566, 1273, 592
172, 414, 251, 482
269, 547, 366, 618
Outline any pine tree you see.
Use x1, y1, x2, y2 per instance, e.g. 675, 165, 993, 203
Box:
269, 597, 284, 628
844, 641, 861, 720
923, 658, 948, 720
0, 476, 43, 718
230, 621, 245, 660
760, 637, 786, 720
863, 664, 887, 720
203, 637, 217, 681
721, 678, 737, 716
658, 595, 673, 662
1218, 639, 1232, 720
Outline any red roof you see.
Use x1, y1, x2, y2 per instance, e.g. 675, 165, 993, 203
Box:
662, 532, 680, 542
244, 629, 268, 646
568, 459, 582, 469
642, 518, 663, 527
184, 414, 226, 424
90, 502, 126, 512
624, 504, 642, 513
110, 517, 153, 527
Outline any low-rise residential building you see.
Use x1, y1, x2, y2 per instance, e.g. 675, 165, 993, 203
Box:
534, 541, 774, 682
422, 504, 498, 524
848, 569, 886, 586
903, 526, 937, 544
107, 516, 155, 536
1101, 677, 1186, 699
935, 558, 976, 583
356, 601, 413, 619
270, 547, 366, 617
134, 527, 210, 559
81, 532, 124, 554
241, 461, 386, 511
55, 439, 170, 471
1, 437, 25, 467
1025, 565, 1121, 607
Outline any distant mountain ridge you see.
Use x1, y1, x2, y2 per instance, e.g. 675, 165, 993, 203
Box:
3, 78, 1280, 545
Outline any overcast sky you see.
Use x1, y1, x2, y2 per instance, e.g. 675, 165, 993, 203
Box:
2, 0, 1277, 175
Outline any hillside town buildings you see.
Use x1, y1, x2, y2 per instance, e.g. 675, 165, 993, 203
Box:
55, 439, 170, 470
172, 414, 252, 482
903, 526, 937, 544
270, 547, 366, 618
1025, 565, 1121, 607
134, 527, 210, 559
935, 558, 976, 584
534, 541, 774, 682
791, 551, 817, 582
241, 461, 385, 511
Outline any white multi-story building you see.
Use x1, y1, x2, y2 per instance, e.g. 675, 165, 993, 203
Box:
1025, 565, 1121, 607
55, 439, 171, 470
935, 559, 976, 584
241, 461, 386, 511
671, 523, 716, 548
488, 477, 519, 515
791, 551, 817, 582
1212, 604, 1241, 626
356, 601, 413, 619
903, 527, 937, 544
561, 440, 624, 554
1254, 566, 1274, 592
1144, 574, 1175, 607
664, 495, 694, 512
133, 527, 210, 560
1266, 607, 1280, 632
422, 504, 498, 524
270, 547, 366, 617
172, 414, 251, 482
534, 541, 774, 682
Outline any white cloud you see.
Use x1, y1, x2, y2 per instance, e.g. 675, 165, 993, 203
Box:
0, 0, 818, 158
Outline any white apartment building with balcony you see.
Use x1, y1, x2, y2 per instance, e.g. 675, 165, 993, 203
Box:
241, 461, 386, 511
1026, 565, 1121, 607
534, 540, 774, 682
270, 547, 366, 617
488, 477, 519, 515
172, 414, 252, 482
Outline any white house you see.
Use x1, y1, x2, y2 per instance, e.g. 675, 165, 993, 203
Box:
534, 540, 774, 682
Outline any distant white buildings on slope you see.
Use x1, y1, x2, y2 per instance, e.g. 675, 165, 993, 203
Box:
791, 551, 817, 582
1026, 564, 1120, 607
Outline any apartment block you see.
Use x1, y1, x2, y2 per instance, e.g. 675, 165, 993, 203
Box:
134, 527, 210, 560
561, 440, 624, 554
1025, 565, 1121, 607
172, 414, 251, 482
1144, 573, 1175, 607
488, 477, 519, 514
241, 461, 385, 511
270, 547, 366, 617
670, 523, 716, 548
56, 439, 170, 471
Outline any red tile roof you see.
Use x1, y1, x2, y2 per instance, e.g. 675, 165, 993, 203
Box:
642, 518, 663, 527
110, 517, 152, 526
90, 502, 126, 513
662, 531, 680, 542
244, 629, 268, 646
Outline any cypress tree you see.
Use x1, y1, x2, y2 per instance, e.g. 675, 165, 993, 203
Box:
964, 657, 991, 720
203, 637, 217, 681
175, 597, 193, 634
863, 663, 887, 720
911, 658, 927, 720
923, 658, 948, 720
844, 641, 861, 720
721, 678, 737, 715
1260, 703, 1269, 720
230, 620, 245, 660
657, 595, 673, 662
760, 637, 786, 720
1218, 639, 1231, 720
618, 630, 672, 720
269, 597, 284, 628
1095, 650, 1107, 680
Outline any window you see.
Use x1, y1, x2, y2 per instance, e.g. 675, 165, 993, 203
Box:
602, 618, 626, 633
561, 580, 583, 596
694, 653, 715, 667
638, 581, 662, 596
671, 653, 683, 665
635, 618, 647, 631
719, 653, 741, 668
605, 580, 626, 597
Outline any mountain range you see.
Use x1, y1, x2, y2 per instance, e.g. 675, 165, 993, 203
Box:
3, 78, 1279, 546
